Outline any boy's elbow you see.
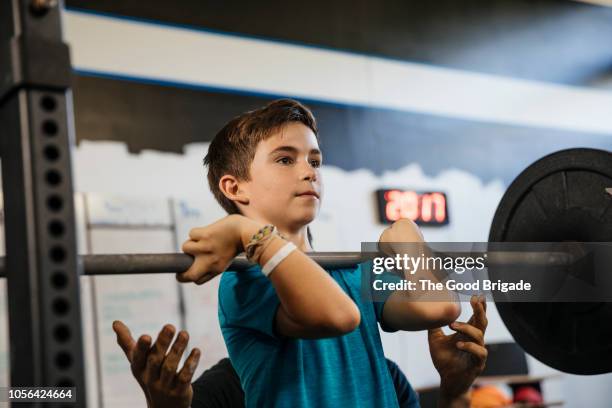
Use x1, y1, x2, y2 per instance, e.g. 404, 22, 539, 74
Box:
417, 301, 461, 328
316, 306, 361, 335
335, 307, 362, 333
436, 301, 461, 325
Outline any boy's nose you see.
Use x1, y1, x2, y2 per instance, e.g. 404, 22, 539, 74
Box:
301, 167, 317, 182
300, 162, 317, 181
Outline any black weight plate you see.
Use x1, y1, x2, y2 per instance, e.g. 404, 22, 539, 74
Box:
489, 148, 612, 375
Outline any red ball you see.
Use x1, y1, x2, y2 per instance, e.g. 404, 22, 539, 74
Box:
513, 386, 543, 403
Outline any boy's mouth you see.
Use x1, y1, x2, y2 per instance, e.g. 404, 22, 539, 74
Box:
296, 190, 319, 199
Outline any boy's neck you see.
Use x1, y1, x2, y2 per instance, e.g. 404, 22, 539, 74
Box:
246, 215, 312, 252
276, 226, 313, 252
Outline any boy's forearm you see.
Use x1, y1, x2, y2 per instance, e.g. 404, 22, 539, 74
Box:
379, 221, 460, 329
264, 236, 360, 331
237, 220, 360, 333
390, 243, 458, 305
383, 269, 461, 330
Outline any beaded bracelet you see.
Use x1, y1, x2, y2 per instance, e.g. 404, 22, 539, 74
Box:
245, 224, 285, 264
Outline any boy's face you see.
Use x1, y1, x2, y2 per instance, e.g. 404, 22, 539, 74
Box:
240, 122, 323, 229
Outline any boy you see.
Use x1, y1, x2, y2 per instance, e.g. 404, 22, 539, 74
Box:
114, 99, 488, 407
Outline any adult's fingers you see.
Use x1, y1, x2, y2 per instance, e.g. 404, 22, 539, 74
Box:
456, 341, 488, 363
159, 331, 189, 388
175, 348, 201, 394
133, 334, 152, 372
473, 295, 488, 331
427, 327, 445, 341
467, 295, 488, 332
112, 320, 136, 362
450, 322, 484, 345
146, 325, 176, 382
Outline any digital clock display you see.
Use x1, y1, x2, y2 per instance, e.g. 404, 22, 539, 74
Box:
376, 189, 449, 226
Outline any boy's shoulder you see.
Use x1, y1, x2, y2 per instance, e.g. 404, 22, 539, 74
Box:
219, 265, 266, 291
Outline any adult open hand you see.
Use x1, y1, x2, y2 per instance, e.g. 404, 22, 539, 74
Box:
112, 321, 201, 408
428, 295, 488, 403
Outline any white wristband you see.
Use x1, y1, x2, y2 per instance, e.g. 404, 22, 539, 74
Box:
261, 242, 297, 277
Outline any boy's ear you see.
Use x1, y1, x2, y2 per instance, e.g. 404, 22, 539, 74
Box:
219, 175, 250, 205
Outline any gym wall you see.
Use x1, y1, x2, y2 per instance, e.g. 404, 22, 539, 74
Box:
1, 0, 612, 406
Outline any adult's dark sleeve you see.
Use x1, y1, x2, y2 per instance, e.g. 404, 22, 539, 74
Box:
386, 358, 421, 408
191, 358, 245, 408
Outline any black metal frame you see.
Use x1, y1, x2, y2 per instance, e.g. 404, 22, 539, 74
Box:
0, 1, 87, 406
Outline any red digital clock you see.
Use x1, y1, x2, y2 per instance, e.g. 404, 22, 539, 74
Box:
376, 189, 449, 226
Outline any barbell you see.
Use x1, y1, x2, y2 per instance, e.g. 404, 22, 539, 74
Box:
0, 248, 583, 276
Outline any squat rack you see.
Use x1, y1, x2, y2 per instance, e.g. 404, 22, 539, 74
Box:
0, 0, 87, 406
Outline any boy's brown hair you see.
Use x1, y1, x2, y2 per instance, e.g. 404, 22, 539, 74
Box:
204, 98, 319, 215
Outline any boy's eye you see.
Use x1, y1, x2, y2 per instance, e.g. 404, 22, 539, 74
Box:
277, 157, 293, 165
310, 160, 321, 168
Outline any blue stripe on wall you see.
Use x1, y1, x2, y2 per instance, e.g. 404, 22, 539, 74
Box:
72, 74, 612, 186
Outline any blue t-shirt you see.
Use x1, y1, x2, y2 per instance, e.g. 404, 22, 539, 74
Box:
218, 263, 406, 408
